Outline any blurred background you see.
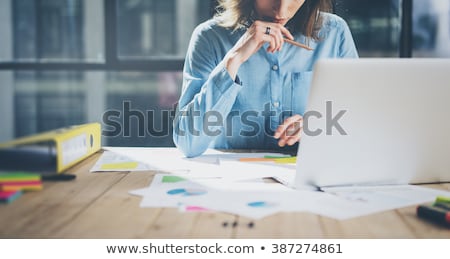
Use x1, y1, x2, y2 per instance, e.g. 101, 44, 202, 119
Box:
0, 0, 449, 147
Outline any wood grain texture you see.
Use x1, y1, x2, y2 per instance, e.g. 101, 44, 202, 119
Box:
1, 151, 449, 238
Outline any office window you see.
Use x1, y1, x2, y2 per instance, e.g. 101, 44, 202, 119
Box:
13, 71, 86, 137
117, 0, 176, 58
0, 70, 180, 146
117, 0, 206, 59
335, 0, 402, 57
2, 0, 104, 62
412, 0, 450, 57
0, 0, 212, 145
104, 71, 182, 147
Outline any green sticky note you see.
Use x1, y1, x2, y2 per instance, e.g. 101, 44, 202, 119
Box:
264, 155, 287, 159
0, 172, 40, 182
162, 175, 186, 183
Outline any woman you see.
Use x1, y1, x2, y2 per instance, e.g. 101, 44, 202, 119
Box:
173, 0, 358, 157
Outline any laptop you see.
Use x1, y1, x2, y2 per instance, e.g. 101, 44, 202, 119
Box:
295, 58, 450, 189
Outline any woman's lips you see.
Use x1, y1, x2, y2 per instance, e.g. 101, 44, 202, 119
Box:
273, 18, 288, 24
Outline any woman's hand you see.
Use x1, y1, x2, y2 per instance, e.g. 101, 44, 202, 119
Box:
274, 114, 303, 147
224, 20, 294, 80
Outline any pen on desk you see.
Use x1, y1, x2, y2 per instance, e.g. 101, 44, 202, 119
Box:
41, 174, 76, 181
284, 38, 314, 51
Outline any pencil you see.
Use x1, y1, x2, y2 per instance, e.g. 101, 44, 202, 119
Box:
284, 38, 314, 51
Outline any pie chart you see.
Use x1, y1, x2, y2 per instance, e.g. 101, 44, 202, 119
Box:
247, 201, 278, 208
167, 188, 207, 196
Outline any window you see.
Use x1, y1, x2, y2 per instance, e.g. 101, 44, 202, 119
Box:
118, 0, 177, 58
7, 0, 104, 62
412, 0, 450, 57
334, 0, 402, 57
0, 0, 213, 146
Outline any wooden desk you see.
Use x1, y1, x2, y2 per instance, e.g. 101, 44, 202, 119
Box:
1, 152, 449, 238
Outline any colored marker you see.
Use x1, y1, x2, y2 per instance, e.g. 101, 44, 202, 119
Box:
416, 204, 450, 227
435, 196, 450, 204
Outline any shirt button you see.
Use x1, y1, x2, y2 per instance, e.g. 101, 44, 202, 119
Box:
272, 65, 279, 71
273, 101, 280, 108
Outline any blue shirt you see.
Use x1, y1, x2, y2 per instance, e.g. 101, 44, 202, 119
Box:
174, 13, 358, 157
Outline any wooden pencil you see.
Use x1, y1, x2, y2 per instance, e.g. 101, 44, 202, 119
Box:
284, 38, 314, 51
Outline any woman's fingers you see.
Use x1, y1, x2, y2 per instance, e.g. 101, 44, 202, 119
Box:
253, 21, 291, 52
226, 20, 293, 75
274, 115, 303, 147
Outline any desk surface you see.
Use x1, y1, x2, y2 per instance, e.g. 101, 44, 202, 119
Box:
1, 152, 449, 238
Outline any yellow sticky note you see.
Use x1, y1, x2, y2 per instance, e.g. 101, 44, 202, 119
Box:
100, 162, 139, 170
273, 157, 297, 164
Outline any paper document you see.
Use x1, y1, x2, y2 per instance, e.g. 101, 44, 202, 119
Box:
129, 174, 297, 219
320, 184, 450, 217
90, 150, 151, 172
130, 174, 450, 220
105, 147, 296, 182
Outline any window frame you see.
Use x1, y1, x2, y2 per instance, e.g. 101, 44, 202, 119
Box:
0, 0, 413, 72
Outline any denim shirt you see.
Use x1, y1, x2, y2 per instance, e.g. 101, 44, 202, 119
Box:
174, 13, 359, 157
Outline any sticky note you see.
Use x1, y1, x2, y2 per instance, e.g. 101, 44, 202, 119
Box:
238, 156, 297, 164
181, 205, 211, 212
0, 172, 41, 182
273, 157, 297, 164
100, 162, 139, 170
162, 175, 186, 183
0, 181, 43, 192
0, 190, 23, 203
263, 155, 288, 159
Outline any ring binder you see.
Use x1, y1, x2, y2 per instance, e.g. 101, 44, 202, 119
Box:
0, 123, 101, 174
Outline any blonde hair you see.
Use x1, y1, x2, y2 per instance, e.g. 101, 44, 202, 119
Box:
215, 0, 333, 40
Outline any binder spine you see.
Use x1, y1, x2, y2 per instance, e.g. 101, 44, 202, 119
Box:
0, 123, 101, 173
60, 133, 88, 167
56, 123, 101, 172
